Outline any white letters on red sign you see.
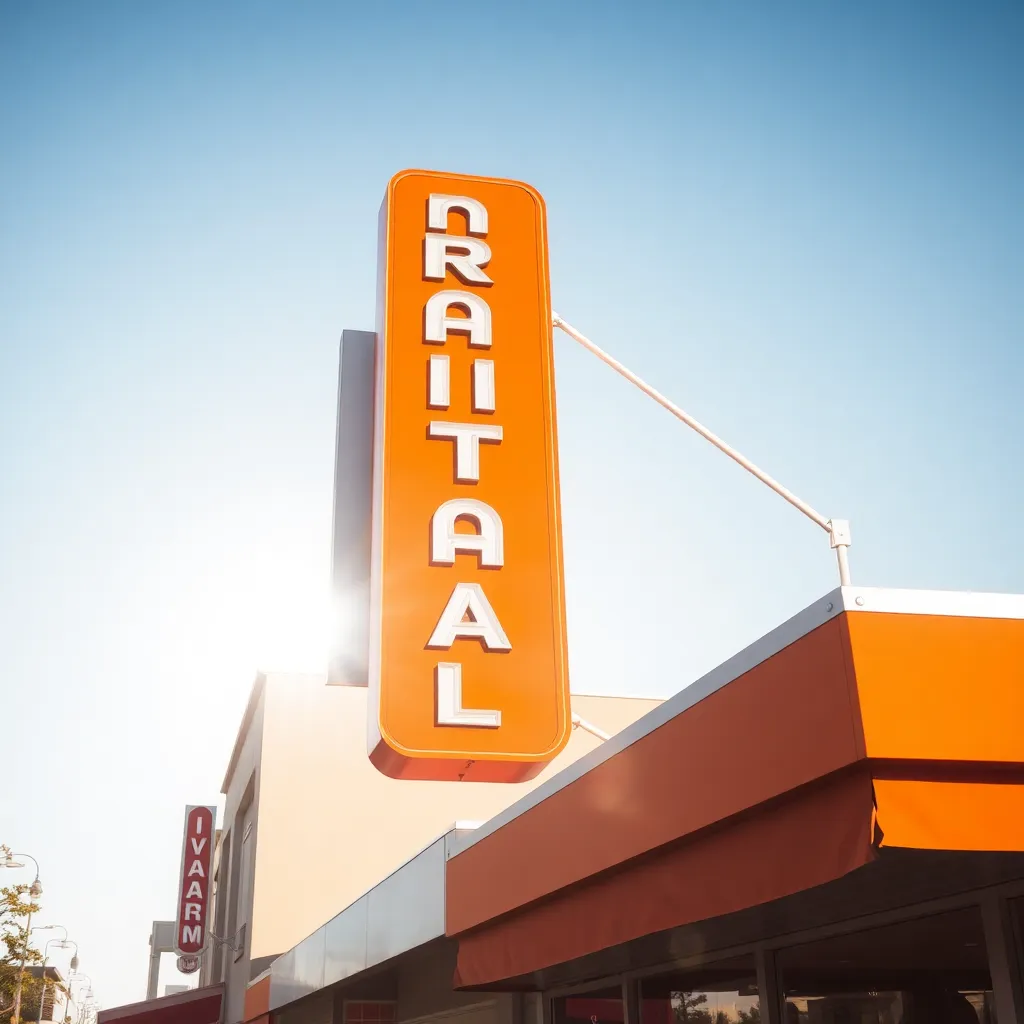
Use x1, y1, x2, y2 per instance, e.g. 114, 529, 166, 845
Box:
174, 805, 216, 956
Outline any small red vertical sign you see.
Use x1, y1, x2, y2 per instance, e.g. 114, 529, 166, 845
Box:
174, 805, 216, 956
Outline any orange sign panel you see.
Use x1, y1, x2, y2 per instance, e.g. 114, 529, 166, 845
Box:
368, 169, 570, 782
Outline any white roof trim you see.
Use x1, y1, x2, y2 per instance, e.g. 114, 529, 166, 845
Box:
837, 586, 1024, 618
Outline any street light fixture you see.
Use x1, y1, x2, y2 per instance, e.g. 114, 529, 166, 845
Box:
66, 978, 93, 1024
54, 941, 79, 973
75, 1000, 98, 1024
2, 853, 45, 1024
68, 977, 92, 1003
1, 851, 43, 898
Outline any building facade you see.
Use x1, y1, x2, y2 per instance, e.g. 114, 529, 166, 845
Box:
103, 586, 1024, 1024
251, 588, 1024, 1024
201, 672, 661, 1024
22, 966, 82, 1024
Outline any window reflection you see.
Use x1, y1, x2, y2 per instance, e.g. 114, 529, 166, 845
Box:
779, 908, 995, 1024
642, 965, 759, 1024
784, 989, 995, 1024
554, 986, 624, 1024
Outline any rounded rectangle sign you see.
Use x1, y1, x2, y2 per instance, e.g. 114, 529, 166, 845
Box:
174, 804, 216, 955
368, 169, 571, 782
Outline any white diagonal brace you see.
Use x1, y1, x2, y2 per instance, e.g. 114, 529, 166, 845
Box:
552, 311, 852, 586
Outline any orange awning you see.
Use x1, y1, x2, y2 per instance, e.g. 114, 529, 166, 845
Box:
874, 778, 1024, 852
446, 589, 1024, 988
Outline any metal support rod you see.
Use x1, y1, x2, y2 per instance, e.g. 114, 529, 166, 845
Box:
36, 955, 51, 1024
145, 943, 160, 1003
836, 544, 851, 588
552, 312, 853, 585
572, 713, 611, 742
35, 937, 66, 1024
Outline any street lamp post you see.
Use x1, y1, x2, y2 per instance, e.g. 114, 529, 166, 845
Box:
67, 976, 92, 1018
74, 1002, 96, 1024
37, 937, 76, 1024
1, 852, 44, 1024
48, 944, 80, 1024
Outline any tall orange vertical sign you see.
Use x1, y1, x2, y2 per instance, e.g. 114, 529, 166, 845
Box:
368, 169, 570, 782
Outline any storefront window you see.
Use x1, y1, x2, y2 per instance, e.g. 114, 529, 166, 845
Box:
555, 987, 625, 1024
642, 963, 760, 1024
1013, 898, 1024, 978
778, 907, 995, 1024
344, 1002, 397, 1024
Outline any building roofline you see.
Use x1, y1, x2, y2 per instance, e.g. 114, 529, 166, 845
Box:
447, 585, 1024, 859
98, 984, 225, 1024
569, 691, 664, 702
24, 966, 65, 981
269, 828, 472, 1011
260, 585, 1024, 1008
221, 673, 266, 795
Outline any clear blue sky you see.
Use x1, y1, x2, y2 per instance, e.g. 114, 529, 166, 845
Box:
1, 0, 1021, 1011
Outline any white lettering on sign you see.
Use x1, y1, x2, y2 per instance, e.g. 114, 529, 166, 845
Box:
472, 359, 495, 413
422, 194, 514, 726
431, 499, 504, 568
436, 662, 501, 728
175, 805, 216, 956
428, 355, 450, 410
424, 291, 492, 348
427, 194, 489, 236
427, 421, 502, 483
427, 582, 511, 652
424, 235, 493, 285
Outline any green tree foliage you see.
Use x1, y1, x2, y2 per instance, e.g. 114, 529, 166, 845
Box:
0, 845, 52, 1024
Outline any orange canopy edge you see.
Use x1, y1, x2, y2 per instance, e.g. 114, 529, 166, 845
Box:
446, 589, 1024, 987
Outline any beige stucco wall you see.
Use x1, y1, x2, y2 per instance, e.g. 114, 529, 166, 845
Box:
249, 675, 660, 960
211, 681, 266, 1024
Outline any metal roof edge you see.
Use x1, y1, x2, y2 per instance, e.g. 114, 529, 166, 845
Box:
446, 587, 845, 860
98, 984, 225, 1023
446, 585, 1024, 861
269, 825, 479, 1011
